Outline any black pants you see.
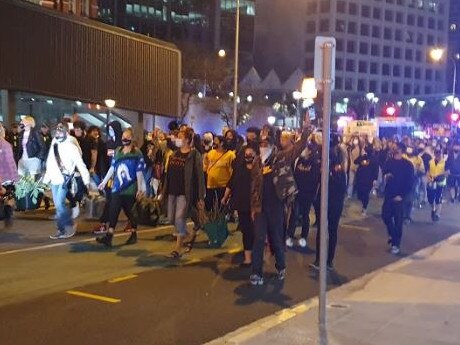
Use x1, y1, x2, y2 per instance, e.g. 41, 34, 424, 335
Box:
357, 188, 371, 210
0, 204, 13, 221
108, 193, 137, 230
252, 204, 285, 276
238, 211, 254, 251
205, 188, 225, 212
287, 193, 319, 239
382, 199, 404, 247
100, 187, 112, 223
315, 195, 345, 265
403, 182, 416, 220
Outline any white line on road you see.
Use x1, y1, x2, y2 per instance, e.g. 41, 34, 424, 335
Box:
0, 224, 179, 257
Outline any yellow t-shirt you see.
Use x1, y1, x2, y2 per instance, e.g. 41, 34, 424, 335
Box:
205, 149, 236, 189
428, 159, 446, 186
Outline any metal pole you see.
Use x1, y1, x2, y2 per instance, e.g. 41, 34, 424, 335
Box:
450, 57, 457, 137
296, 99, 301, 129
232, 0, 240, 129
319, 42, 333, 328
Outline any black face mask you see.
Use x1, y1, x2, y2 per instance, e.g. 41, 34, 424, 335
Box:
454, 149, 460, 154
55, 133, 67, 142
122, 139, 132, 146
19, 123, 25, 130
224, 140, 236, 151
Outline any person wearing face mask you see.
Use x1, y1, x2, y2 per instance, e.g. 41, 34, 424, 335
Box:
446, 141, 460, 203
16, 116, 47, 179
202, 132, 214, 154
222, 142, 260, 267
96, 128, 146, 247
381, 143, 414, 255
346, 136, 362, 198
354, 145, 379, 216
402, 146, 425, 220
203, 135, 236, 212
161, 128, 205, 258
427, 149, 447, 222
0, 123, 18, 229
249, 126, 312, 285
286, 143, 321, 248
43, 123, 90, 239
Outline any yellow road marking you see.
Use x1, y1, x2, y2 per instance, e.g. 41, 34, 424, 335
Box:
66, 290, 121, 303
228, 247, 243, 254
341, 224, 371, 231
184, 258, 201, 265
108, 274, 138, 283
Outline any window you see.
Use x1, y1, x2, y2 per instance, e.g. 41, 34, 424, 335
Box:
385, 10, 393, 21
369, 80, 378, 93
373, 7, 381, 19
396, 12, 403, 24
405, 49, 413, 61
407, 14, 415, 26
384, 28, 392, 40
394, 47, 401, 59
383, 64, 390, 75
337, 0, 346, 12
383, 46, 391, 57
437, 20, 444, 31
306, 21, 316, 32
336, 39, 344, 51
425, 69, 433, 80
358, 79, 366, 91
348, 22, 357, 34
435, 71, 442, 81
349, 2, 358, 15
403, 84, 412, 95
417, 33, 423, 45
414, 85, 420, 95
336, 58, 344, 70
371, 44, 380, 56
395, 29, 402, 41
370, 62, 379, 74
417, 16, 424, 28
405, 31, 414, 43
427, 35, 434, 45
415, 68, 421, 79
428, 17, 435, 29
425, 85, 432, 94
362, 5, 371, 17
393, 65, 401, 77
336, 20, 346, 32
346, 60, 356, 72
372, 26, 381, 38
336, 77, 343, 89
361, 24, 370, 36
359, 61, 368, 73
305, 39, 315, 52
392, 82, 400, 94
345, 78, 354, 90
404, 66, 412, 78
307, 1, 317, 13
382, 82, 389, 94
359, 42, 369, 54
415, 50, 422, 62
320, 0, 331, 13
347, 41, 356, 53
319, 19, 330, 32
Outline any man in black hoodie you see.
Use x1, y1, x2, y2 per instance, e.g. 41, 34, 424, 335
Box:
382, 142, 414, 255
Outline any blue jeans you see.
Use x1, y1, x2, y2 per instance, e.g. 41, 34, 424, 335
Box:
51, 184, 73, 232
167, 194, 188, 237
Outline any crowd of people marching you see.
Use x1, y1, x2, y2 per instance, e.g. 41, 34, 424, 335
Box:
1, 114, 460, 285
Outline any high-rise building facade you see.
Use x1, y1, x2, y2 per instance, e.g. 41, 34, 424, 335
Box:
254, 0, 450, 99
448, 0, 460, 94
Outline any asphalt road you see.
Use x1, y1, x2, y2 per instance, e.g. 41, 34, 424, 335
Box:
0, 198, 459, 345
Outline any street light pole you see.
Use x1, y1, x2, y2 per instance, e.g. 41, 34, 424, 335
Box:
232, 0, 240, 129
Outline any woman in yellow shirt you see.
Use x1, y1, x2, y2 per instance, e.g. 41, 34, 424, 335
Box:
203, 135, 236, 211
427, 148, 447, 222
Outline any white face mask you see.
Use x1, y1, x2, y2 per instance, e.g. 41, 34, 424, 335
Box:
108, 127, 115, 139
260, 147, 272, 162
300, 148, 309, 158
175, 138, 184, 148
353, 139, 359, 146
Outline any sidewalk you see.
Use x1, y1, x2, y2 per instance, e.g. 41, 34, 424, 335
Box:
207, 232, 460, 345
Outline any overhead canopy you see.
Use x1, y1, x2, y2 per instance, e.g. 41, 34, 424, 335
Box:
0, 0, 181, 117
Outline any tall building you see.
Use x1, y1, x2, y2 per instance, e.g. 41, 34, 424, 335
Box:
254, 0, 450, 99
448, 0, 460, 95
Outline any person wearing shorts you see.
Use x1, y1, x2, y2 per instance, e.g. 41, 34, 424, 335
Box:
427, 149, 447, 222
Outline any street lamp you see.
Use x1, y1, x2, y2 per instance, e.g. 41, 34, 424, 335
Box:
267, 115, 276, 125
218, 49, 226, 58
232, 0, 241, 129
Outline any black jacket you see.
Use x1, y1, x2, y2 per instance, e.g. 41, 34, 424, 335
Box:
16, 129, 47, 162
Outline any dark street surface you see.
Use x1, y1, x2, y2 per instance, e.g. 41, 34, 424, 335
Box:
0, 199, 459, 345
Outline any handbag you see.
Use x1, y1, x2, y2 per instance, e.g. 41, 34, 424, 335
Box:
53, 144, 77, 193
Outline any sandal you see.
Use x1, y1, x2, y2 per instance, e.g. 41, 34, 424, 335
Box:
183, 233, 197, 254
167, 250, 182, 259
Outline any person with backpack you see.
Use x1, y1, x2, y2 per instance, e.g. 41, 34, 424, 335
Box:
95, 128, 146, 247
43, 123, 90, 239
249, 126, 311, 285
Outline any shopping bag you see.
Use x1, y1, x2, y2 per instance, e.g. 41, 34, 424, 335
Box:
203, 218, 229, 248
81, 194, 106, 220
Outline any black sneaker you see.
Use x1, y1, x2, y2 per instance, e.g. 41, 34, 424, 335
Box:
96, 233, 113, 247
249, 274, 264, 286
327, 264, 334, 272
125, 231, 137, 245
277, 269, 286, 281
431, 210, 436, 222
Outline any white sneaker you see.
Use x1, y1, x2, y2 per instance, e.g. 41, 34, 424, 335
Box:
390, 246, 400, 255
60, 225, 76, 239
286, 237, 294, 248
71, 206, 80, 219
361, 209, 367, 216
298, 238, 307, 248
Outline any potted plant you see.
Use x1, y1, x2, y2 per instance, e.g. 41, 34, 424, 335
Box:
200, 199, 229, 248
15, 175, 48, 211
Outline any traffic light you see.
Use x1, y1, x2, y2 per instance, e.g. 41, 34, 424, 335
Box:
385, 106, 396, 116
451, 113, 459, 122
